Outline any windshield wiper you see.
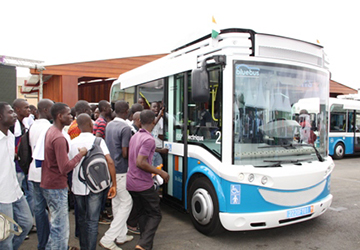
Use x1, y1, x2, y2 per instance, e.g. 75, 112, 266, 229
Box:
259, 157, 314, 168
258, 143, 324, 162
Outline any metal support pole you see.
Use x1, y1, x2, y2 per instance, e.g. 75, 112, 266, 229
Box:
39, 70, 43, 100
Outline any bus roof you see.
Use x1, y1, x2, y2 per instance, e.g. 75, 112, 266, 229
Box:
118, 28, 329, 90
330, 97, 360, 110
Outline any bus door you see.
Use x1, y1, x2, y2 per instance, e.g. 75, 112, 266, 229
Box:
163, 73, 188, 206
164, 67, 223, 206
354, 110, 360, 152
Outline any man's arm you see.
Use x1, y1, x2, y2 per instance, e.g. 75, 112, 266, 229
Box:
105, 154, 117, 199
136, 154, 169, 183
54, 137, 87, 175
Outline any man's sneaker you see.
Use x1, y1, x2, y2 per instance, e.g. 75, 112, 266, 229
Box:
127, 225, 140, 235
115, 235, 134, 245
99, 239, 122, 250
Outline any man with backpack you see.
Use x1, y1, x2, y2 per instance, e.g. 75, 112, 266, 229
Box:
100, 100, 133, 250
0, 102, 32, 249
69, 113, 117, 250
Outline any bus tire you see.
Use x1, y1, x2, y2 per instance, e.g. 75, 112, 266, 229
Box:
188, 177, 224, 235
333, 142, 345, 159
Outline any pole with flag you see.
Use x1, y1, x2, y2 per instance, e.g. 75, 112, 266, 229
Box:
212, 16, 220, 39
212, 16, 220, 47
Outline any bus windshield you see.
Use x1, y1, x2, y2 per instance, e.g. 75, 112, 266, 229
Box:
233, 61, 329, 166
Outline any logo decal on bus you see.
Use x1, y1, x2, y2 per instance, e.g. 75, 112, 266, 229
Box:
188, 135, 204, 142
230, 184, 241, 205
235, 64, 260, 77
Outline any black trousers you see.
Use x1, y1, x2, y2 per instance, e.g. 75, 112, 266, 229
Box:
129, 187, 162, 250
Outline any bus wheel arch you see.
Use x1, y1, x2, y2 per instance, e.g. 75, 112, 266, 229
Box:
187, 175, 224, 235
333, 142, 345, 159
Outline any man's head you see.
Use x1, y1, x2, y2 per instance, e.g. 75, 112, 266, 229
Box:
138, 97, 145, 107
114, 100, 129, 118
133, 111, 141, 129
94, 108, 100, 120
128, 103, 143, 121
12, 98, 30, 121
140, 110, 155, 127
150, 102, 159, 115
98, 100, 112, 117
74, 100, 91, 117
51, 102, 73, 126
37, 99, 54, 121
29, 105, 38, 119
0, 102, 17, 129
77, 113, 93, 133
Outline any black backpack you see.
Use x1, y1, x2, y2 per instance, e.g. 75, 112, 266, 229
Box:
78, 137, 111, 193
17, 129, 32, 175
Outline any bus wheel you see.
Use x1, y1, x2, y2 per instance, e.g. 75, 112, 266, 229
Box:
188, 177, 224, 235
333, 142, 345, 159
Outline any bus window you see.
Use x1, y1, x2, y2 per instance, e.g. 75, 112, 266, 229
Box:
137, 79, 164, 108
110, 83, 135, 109
330, 104, 346, 132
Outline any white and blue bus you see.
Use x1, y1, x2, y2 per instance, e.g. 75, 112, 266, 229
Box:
329, 96, 360, 159
110, 28, 334, 235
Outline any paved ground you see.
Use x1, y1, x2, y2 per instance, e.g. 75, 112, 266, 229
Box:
20, 156, 360, 250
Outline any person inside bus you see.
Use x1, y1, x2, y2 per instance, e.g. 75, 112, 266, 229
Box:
138, 97, 150, 110
150, 101, 168, 167
299, 109, 317, 145
197, 103, 212, 139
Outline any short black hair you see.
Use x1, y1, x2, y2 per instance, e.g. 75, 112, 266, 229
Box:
131, 103, 144, 113
98, 100, 109, 112
74, 100, 90, 114
12, 98, 27, 109
76, 113, 92, 131
51, 102, 69, 120
114, 100, 129, 115
0, 102, 10, 116
140, 110, 155, 125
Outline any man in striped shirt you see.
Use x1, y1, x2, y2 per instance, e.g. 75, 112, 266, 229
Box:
93, 100, 112, 139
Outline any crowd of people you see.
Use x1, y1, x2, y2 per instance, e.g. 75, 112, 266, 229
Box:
0, 97, 169, 250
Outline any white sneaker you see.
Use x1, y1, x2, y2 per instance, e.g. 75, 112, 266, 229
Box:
115, 235, 134, 245
99, 239, 122, 250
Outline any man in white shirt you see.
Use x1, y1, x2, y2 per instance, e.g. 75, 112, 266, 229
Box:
69, 113, 117, 250
0, 102, 32, 249
28, 99, 54, 250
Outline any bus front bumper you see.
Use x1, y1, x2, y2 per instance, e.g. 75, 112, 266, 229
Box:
219, 194, 333, 231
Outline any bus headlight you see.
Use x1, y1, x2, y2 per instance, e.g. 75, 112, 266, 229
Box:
261, 176, 268, 185
248, 174, 255, 182
238, 173, 245, 181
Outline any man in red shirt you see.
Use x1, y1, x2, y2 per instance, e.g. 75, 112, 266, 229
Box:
93, 100, 112, 139
41, 102, 87, 249
68, 100, 91, 140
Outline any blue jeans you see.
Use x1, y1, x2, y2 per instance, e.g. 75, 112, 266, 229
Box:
0, 195, 33, 250
42, 188, 69, 250
75, 190, 105, 250
32, 182, 50, 250
16, 172, 34, 216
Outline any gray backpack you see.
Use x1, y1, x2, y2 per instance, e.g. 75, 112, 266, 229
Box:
78, 137, 111, 193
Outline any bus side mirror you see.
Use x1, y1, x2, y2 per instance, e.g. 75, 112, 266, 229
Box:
191, 55, 226, 103
191, 61, 209, 103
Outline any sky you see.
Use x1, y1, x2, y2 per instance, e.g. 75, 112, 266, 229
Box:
1, 0, 359, 90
